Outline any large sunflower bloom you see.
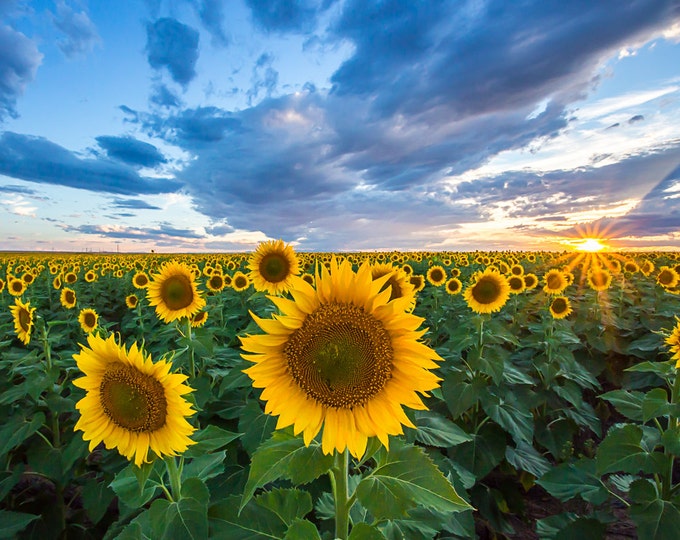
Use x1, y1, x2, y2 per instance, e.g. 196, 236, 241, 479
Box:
10, 298, 36, 345
240, 258, 443, 459
73, 334, 196, 466
463, 268, 510, 314
146, 261, 205, 323
248, 239, 301, 295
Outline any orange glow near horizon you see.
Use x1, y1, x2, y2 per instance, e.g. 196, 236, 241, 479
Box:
575, 237, 608, 252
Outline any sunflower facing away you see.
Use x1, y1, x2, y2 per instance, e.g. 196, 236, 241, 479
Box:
10, 298, 36, 345
73, 334, 196, 466
240, 258, 443, 458
146, 261, 206, 323
463, 268, 510, 314
248, 239, 301, 295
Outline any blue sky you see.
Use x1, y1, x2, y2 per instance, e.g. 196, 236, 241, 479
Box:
1, 0, 679, 253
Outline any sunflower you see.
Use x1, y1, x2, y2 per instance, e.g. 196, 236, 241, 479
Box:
587, 267, 612, 291
132, 272, 150, 289
231, 271, 251, 292
0, 278, 4, 293
64, 271, 78, 284
510, 264, 524, 276
542, 269, 569, 295
206, 273, 226, 292
53, 276, 62, 290
241, 258, 443, 458
72, 334, 196, 466
190, 310, 208, 328
146, 261, 206, 323
463, 268, 510, 314
126, 294, 139, 309
507, 275, 526, 294
60, 287, 77, 309
371, 264, 416, 311
8, 277, 26, 297
426, 265, 447, 287
445, 277, 462, 295
657, 266, 679, 289
523, 273, 538, 290
78, 308, 99, 333
248, 239, 300, 295
10, 298, 36, 345
549, 296, 572, 319
301, 273, 315, 286
640, 260, 655, 276
409, 274, 425, 292
84, 270, 97, 283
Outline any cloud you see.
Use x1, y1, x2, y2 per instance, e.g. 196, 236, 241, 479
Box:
0, 24, 42, 120
245, 0, 332, 33
96, 135, 167, 168
629, 114, 645, 124
247, 53, 279, 105
146, 17, 200, 86
1, 194, 36, 217
51, 0, 101, 58
0, 131, 181, 194
63, 222, 203, 242
111, 198, 162, 210
194, 0, 229, 47
150, 83, 182, 108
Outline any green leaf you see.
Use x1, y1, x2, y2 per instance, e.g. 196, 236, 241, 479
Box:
240, 429, 334, 511
442, 370, 486, 419
238, 400, 277, 455
348, 522, 387, 540
661, 426, 680, 455
600, 390, 645, 421
0, 412, 45, 459
255, 488, 312, 528
537, 458, 608, 504
596, 424, 666, 475
209, 494, 291, 539
0, 510, 40, 539
626, 361, 675, 379
449, 422, 507, 479
110, 463, 160, 509
642, 388, 672, 422
149, 495, 209, 540
355, 440, 472, 520
505, 441, 551, 478
182, 451, 226, 482
480, 392, 533, 444
183, 425, 241, 458
410, 410, 473, 447
181, 477, 210, 506
82, 477, 117, 525
629, 480, 680, 540
284, 518, 321, 540
554, 517, 607, 540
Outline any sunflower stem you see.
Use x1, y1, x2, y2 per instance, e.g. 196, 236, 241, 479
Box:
185, 317, 196, 379
165, 456, 182, 502
331, 449, 351, 540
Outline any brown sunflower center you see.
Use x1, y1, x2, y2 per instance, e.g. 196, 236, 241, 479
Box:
590, 271, 609, 287
18, 308, 31, 332
161, 274, 194, 310
658, 269, 675, 286
99, 363, 167, 432
83, 311, 97, 328
446, 279, 461, 293
551, 297, 568, 314
284, 303, 393, 408
471, 276, 501, 305
524, 275, 537, 288
64, 290, 76, 304
134, 274, 149, 287
11, 281, 23, 293
508, 276, 524, 291
546, 273, 564, 290
258, 253, 290, 283
429, 268, 445, 283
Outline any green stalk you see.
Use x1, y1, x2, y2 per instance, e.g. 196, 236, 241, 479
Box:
186, 317, 196, 378
330, 450, 351, 540
165, 456, 182, 502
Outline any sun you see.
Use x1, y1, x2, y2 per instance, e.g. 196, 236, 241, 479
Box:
576, 238, 607, 252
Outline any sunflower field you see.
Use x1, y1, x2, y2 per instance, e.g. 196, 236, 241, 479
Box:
1, 245, 680, 540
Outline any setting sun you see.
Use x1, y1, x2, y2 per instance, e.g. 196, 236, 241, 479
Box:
576, 238, 607, 252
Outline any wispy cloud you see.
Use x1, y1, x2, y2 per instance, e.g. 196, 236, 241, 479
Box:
51, 0, 101, 58
0, 23, 42, 120
146, 18, 200, 87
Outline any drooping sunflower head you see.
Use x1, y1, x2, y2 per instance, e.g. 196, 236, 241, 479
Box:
542, 269, 569, 295
248, 239, 300, 295
463, 268, 511, 314
190, 310, 208, 328
72, 334, 196, 466
241, 258, 443, 458
60, 287, 77, 309
78, 308, 98, 333
146, 261, 206, 323
549, 296, 572, 319
10, 298, 36, 345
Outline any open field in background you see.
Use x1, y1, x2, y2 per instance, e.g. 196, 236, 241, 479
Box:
1, 248, 680, 539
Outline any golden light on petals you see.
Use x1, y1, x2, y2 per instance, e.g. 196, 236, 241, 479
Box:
10, 298, 35, 345
248, 239, 300, 295
146, 261, 205, 323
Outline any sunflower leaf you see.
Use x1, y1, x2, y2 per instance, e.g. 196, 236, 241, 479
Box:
355, 439, 472, 520
240, 429, 334, 511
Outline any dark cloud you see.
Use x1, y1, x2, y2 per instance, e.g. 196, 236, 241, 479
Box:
51, 0, 100, 58
0, 131, 181, 194
63, 222, 202, 241
194, 0, 229, 46
96, 135, 167, 168
0, 24, 42, 120
245, 0, 333, 33
111, 198, 162, 210
0, 183, 36, 194
330, 0, 679, 120
146, 18, 200, 86
629, 114, 645, 124
150, 83, 182, 108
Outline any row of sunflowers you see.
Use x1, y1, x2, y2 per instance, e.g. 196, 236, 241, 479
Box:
1, 242, 680, 539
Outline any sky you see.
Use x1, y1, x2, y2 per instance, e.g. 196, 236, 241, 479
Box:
1, 0, 680, 253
